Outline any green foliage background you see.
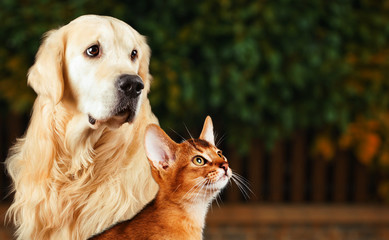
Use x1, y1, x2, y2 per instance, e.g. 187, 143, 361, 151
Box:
1, 0, 389, 152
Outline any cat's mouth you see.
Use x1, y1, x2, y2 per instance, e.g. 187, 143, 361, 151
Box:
205, 170, 230, 190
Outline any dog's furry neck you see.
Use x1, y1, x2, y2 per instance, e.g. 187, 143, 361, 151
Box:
7, 96, 158, 240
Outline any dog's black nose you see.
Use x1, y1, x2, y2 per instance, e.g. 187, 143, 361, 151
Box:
116, 74, 144, 97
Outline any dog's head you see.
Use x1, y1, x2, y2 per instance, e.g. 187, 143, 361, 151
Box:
28, 15, 151, 129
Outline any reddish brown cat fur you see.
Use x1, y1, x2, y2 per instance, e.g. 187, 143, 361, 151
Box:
90, 116, 231, 240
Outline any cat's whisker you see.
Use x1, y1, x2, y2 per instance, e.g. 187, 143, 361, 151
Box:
193, 179, 207, 202
231, 179, 249, 200
181, 181, 200, 200
181, 177, 207, 201
213, 197, 220, 208
232, 172, 252, 186
173, 184, 182, 193
233, 180, 251, 199
231, 173, 254, 200
228, 177, 234, 187
183, 123, 195, 141
234, 180, 250, 200
233, 176, 254, 198
212, 187, 221, 208
201, 179, 211, 199
182, 179, 203, 199
169, 128, 186, 143
217, 193, 224, 206
215, 132, 226, 148
231, 172, 250, 185
203, 179, 224, 209
201, 181, 209, 202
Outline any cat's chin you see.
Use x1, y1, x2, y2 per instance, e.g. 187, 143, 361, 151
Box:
206, 175, 229, 191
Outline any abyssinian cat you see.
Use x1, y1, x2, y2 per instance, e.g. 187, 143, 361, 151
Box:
90, 116, 232, 240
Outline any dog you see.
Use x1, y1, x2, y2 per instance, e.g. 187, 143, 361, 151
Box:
6, 15, 159, 240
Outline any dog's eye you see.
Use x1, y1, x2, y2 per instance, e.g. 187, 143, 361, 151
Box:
86, 45, 100, 57
131, 49, 138, 61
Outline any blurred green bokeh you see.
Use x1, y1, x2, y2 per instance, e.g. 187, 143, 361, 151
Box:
1, 0, 389, 154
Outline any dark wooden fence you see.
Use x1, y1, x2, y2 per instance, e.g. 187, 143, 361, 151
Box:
0, 112, 380, 204
224, 133, 378, 204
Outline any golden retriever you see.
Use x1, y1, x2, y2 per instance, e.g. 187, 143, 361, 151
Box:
6, 15, 159, 240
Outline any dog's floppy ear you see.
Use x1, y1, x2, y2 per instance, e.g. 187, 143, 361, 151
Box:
28, 29, 66, 104
137, 35, 152, 92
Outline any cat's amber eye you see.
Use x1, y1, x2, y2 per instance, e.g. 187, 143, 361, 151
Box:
192, 156, 206, 166
217, 151, 223, 158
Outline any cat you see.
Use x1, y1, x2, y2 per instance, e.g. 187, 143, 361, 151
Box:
90, 116, 231, 240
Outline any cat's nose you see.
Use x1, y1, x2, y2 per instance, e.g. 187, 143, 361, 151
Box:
220, 162, 229, 173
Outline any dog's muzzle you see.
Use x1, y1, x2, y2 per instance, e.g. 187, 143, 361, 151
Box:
113, 74, 144, 118
88, 74, 144, 127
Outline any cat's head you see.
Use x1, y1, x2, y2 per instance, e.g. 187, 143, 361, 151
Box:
144, 116, 231, 203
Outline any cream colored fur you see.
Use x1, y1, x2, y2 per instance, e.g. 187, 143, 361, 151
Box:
6, 15, 158, 240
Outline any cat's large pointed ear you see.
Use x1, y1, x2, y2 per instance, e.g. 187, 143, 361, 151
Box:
145, 124, 177, 170
199, 116, 215, 146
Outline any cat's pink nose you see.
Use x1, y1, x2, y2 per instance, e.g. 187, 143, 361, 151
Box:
220, 162, 229, 173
